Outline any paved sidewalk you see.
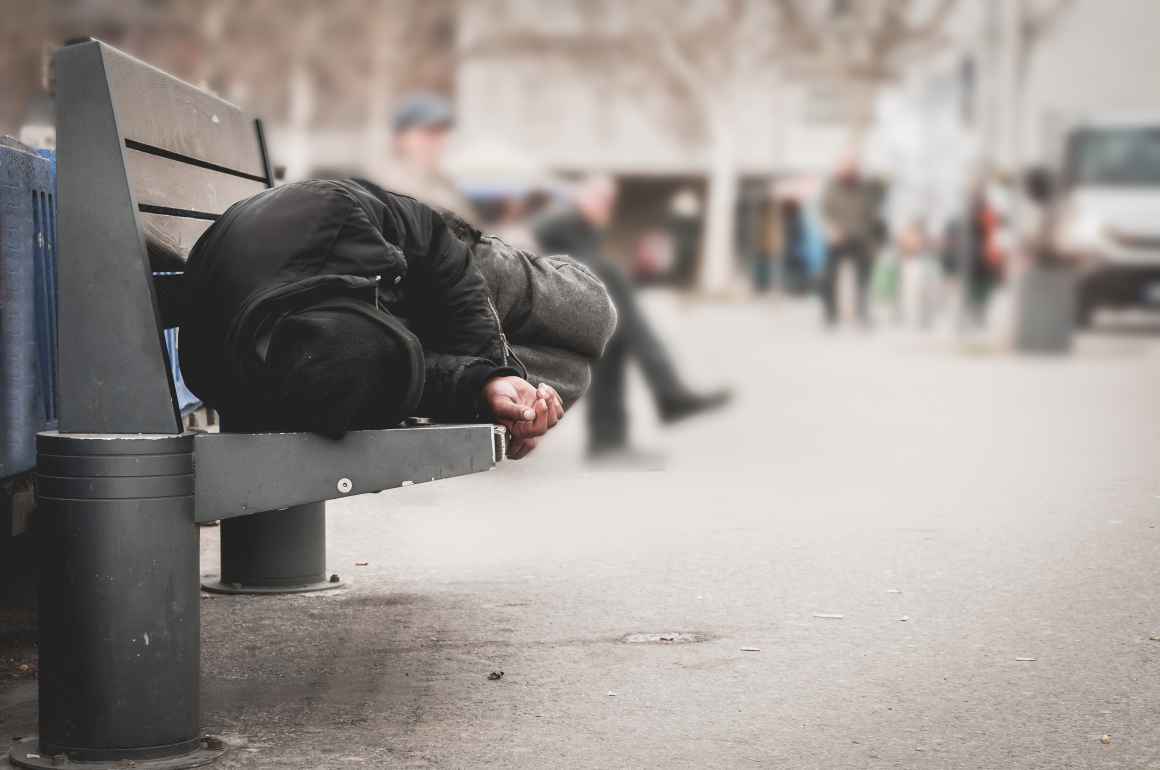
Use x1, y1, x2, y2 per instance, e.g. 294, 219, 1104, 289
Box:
6, 297, 1160, 768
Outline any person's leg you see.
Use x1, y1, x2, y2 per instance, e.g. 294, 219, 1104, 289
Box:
966, 262, 988, 325
854, 244, 873, 324
585, 254, 731, 427
590, 257, 685, 402
821, 245, 842, 324
586, 322, 628, 453
754, 255, 771, 293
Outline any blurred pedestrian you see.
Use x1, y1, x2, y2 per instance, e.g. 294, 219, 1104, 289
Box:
376, 91, 478, 220
535, 176, 731, 459
896, 218, 941, 329
820, 157, 880, 326
776, 196, 829, 295
668, 188, 702, 288
964, 179, 1007, 326
752, 198, 779, 293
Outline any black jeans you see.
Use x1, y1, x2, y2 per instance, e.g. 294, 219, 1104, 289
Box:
584, 257, 683, 452
822, 240, 873, 324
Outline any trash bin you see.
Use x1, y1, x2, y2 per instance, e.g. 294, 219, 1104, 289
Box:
1014, 264, 1077, 354
1, 138, 57, 481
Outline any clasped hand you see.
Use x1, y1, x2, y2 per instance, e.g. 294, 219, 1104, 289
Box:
482, 376, 565, 459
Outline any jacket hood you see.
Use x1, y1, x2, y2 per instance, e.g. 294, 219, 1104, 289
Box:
257, 295, 425, 433
180, 180, 411, 412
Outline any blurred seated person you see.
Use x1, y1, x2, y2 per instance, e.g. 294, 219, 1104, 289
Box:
179, 179, 616, 459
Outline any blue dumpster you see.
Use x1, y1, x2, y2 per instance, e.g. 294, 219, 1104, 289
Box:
1, 139, 57, 480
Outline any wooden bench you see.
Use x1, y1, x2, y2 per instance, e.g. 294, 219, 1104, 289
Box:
7, 39, 502, 770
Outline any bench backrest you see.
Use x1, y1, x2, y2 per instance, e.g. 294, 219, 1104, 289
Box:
53, 40, 275, 434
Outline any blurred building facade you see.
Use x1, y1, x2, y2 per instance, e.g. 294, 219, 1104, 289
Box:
4, 0, 1160, 288
871, 0, 1160, 238
453, 0, 896, 289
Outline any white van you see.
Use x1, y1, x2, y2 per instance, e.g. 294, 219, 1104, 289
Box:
1046, 116, 1160, 325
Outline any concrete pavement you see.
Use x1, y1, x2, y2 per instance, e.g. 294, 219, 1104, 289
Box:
4, 296, 1160, 768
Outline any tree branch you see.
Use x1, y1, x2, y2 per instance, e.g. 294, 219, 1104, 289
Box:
772, 0, 821, 52
910, 0, 959, 40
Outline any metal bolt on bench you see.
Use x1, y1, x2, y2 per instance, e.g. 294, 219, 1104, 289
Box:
8, 40, 502, 769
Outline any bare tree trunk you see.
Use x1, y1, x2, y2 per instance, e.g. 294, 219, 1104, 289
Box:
362, 10, 393, 180
700, 120, 738, 294
283, 59, 315, 181
846, 82, 879, 153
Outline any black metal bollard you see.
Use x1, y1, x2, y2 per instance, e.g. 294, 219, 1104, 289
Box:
8, 432, 223, 769
205, 502, 342, 594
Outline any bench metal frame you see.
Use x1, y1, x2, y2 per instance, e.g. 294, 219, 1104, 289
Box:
7, 40, 501, 769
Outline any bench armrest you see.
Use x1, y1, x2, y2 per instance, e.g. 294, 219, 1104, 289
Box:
193, 423, 502, 523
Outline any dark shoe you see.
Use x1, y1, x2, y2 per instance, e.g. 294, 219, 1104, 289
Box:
658, 388, 732, 424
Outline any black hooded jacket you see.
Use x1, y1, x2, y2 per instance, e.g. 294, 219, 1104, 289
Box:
409, 199, 616, 408
179, 179, 520, 426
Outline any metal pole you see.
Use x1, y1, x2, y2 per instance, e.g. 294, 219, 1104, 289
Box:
8, 432, 224, 769
205, 502, 342, 594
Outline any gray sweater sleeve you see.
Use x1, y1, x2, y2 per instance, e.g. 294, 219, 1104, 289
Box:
473, 236, 616, 407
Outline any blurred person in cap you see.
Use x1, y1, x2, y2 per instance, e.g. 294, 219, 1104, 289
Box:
820, 156, 882, 327
180, 179, 615, 459
535, 175, 731, 460
375, 91, 478, 221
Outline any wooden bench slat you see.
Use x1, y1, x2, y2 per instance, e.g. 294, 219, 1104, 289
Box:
142, 214, 214, 269
101, 44, 270, 181
126, 147, 266, 220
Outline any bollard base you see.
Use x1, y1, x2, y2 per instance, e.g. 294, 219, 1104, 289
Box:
8, 735, 226, 769
213, 503, 338, 596
201, 577, 345, 595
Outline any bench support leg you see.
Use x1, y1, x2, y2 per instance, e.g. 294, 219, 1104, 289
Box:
203, 502, 344, 594
8, 432, 225, 769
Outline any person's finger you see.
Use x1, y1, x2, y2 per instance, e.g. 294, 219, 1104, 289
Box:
539, 384, 565, 421
533, 398, 555, 433
509, 391, 566, 439
542, 400, 559, 430
508, 416, 542, 440
540, 391, 563, 425
513, 416, 546, 440
490, 396, 535, 423
528, 397, 548, 426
